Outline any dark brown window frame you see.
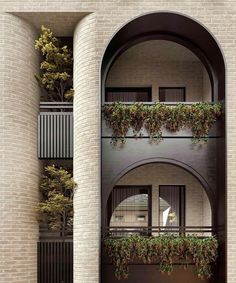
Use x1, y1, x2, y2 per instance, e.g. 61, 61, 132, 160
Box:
105, 87, 152, 102
159, 87, 186, 102
107, 185, 152, 228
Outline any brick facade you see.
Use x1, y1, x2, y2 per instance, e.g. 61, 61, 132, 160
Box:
0, 13, 40, 283
0, 1, 235, 282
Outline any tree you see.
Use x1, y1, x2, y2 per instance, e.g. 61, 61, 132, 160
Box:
38, 165, 76, 240
35, 26, 74, 102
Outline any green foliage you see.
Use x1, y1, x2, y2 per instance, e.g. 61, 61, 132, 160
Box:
38, 165, 77, 238
145, 103, 167, 143
103, 102, 223, 145
187, 102, 222, 142
35, 26, 74, 102
103, 102, 131, 144
104, 235, 218, 280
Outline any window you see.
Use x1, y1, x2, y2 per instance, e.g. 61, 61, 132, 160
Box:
114, 215, 124, 222
105, 87, 152, 102
159, 87, 185, 102
108, 186, 151, 229
159, 185, 185, 227
137, 215, 146, 222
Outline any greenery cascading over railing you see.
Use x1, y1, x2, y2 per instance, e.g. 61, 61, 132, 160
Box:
104, 235, 218, 280
103, 102, 223, 145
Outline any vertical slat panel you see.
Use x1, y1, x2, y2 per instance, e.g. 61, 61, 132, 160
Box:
57, 114, 60, 158
60, 115, 63, 158
70, 114, 74, 158
38, 242, 73, 283
38, 111, 73, 159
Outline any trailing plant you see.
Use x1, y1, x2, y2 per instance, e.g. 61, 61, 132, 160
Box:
129, 103, 147, 137
103, 102, 223, 144
165, 104, 188, 132
38, 165, 77, 240
35, 26, 74, 102
187, 102, 222, 142
103, 102, 131, 145
144, 103, 167, 143
104, 235, 218, 280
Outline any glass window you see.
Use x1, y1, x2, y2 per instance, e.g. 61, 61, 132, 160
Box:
108, 186, 151, 235
159, 185, 185, 228
159, 87, 185, 102
105, 87, 152, 102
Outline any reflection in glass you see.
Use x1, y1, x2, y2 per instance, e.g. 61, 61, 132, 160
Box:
159, 186, 184, 228
108, 186, 150, 236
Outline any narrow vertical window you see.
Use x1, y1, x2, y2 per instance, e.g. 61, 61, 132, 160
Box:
159, 185, 185, 228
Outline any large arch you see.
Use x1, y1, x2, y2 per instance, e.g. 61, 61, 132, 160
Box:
101, 11, 226, 283
105, 159, 214, 232
111, 157, 215, 211
101, 12, 225, 102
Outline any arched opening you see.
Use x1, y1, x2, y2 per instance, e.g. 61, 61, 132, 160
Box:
105, 40, 212, 103
101, 12, 225, 102
101, 12, 226, 283
106, 163, 212, 237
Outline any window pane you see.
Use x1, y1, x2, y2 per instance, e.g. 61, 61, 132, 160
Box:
105, 88, 151, 102
159, 87, 185, 102
108, 186, 150, 236
159, 186, 182, 227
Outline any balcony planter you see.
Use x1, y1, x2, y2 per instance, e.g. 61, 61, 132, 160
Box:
103, 235, 218, 280
103, 102, 223, 145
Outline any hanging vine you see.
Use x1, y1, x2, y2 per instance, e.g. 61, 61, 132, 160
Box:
103, 102, 223, 145
104, 235, 218, 280
144, 103, 167, 143
103, 102, 131, 145
187, 102, 222, 142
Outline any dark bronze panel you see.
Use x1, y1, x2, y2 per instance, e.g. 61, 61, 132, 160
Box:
102, 264, 213, 283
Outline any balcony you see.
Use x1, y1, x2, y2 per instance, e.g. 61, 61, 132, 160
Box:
102, 101, 222, 141
38, 102, 73, 159
102, 226, 216, 283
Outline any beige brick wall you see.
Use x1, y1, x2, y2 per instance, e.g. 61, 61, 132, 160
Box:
0, 1, 235, 282
117, 163, 212, 227
0, 13, 40, 283
73, 13, 100, 283
106, 40, 211, 102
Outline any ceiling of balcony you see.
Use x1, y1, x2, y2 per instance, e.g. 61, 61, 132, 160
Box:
119, 40, 201, 62
12, 12, 89, 36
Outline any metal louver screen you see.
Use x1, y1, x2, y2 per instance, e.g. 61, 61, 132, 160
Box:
38, 113, 73, 158
37, 242, 73, 283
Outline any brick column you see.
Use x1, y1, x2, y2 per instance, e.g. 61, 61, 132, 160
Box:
0, 13, 40, 283
73, 13, 100, 283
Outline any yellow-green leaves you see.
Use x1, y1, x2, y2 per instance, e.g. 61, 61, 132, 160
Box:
103, 102, 223, 145
38, 165, 76, 238
35, 26, 74, 101
104, 235, 218, 280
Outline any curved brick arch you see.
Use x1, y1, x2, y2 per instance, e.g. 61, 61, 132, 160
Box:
101, 11, 225, 102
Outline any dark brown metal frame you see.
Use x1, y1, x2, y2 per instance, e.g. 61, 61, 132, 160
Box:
106, 185, 152, 229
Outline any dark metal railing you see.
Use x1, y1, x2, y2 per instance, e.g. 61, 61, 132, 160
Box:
102, 101, 216, 106
38, 102, 73, 159
38, 242, 73, 283
105, 226, 213, 237
40, 102, 73, 111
